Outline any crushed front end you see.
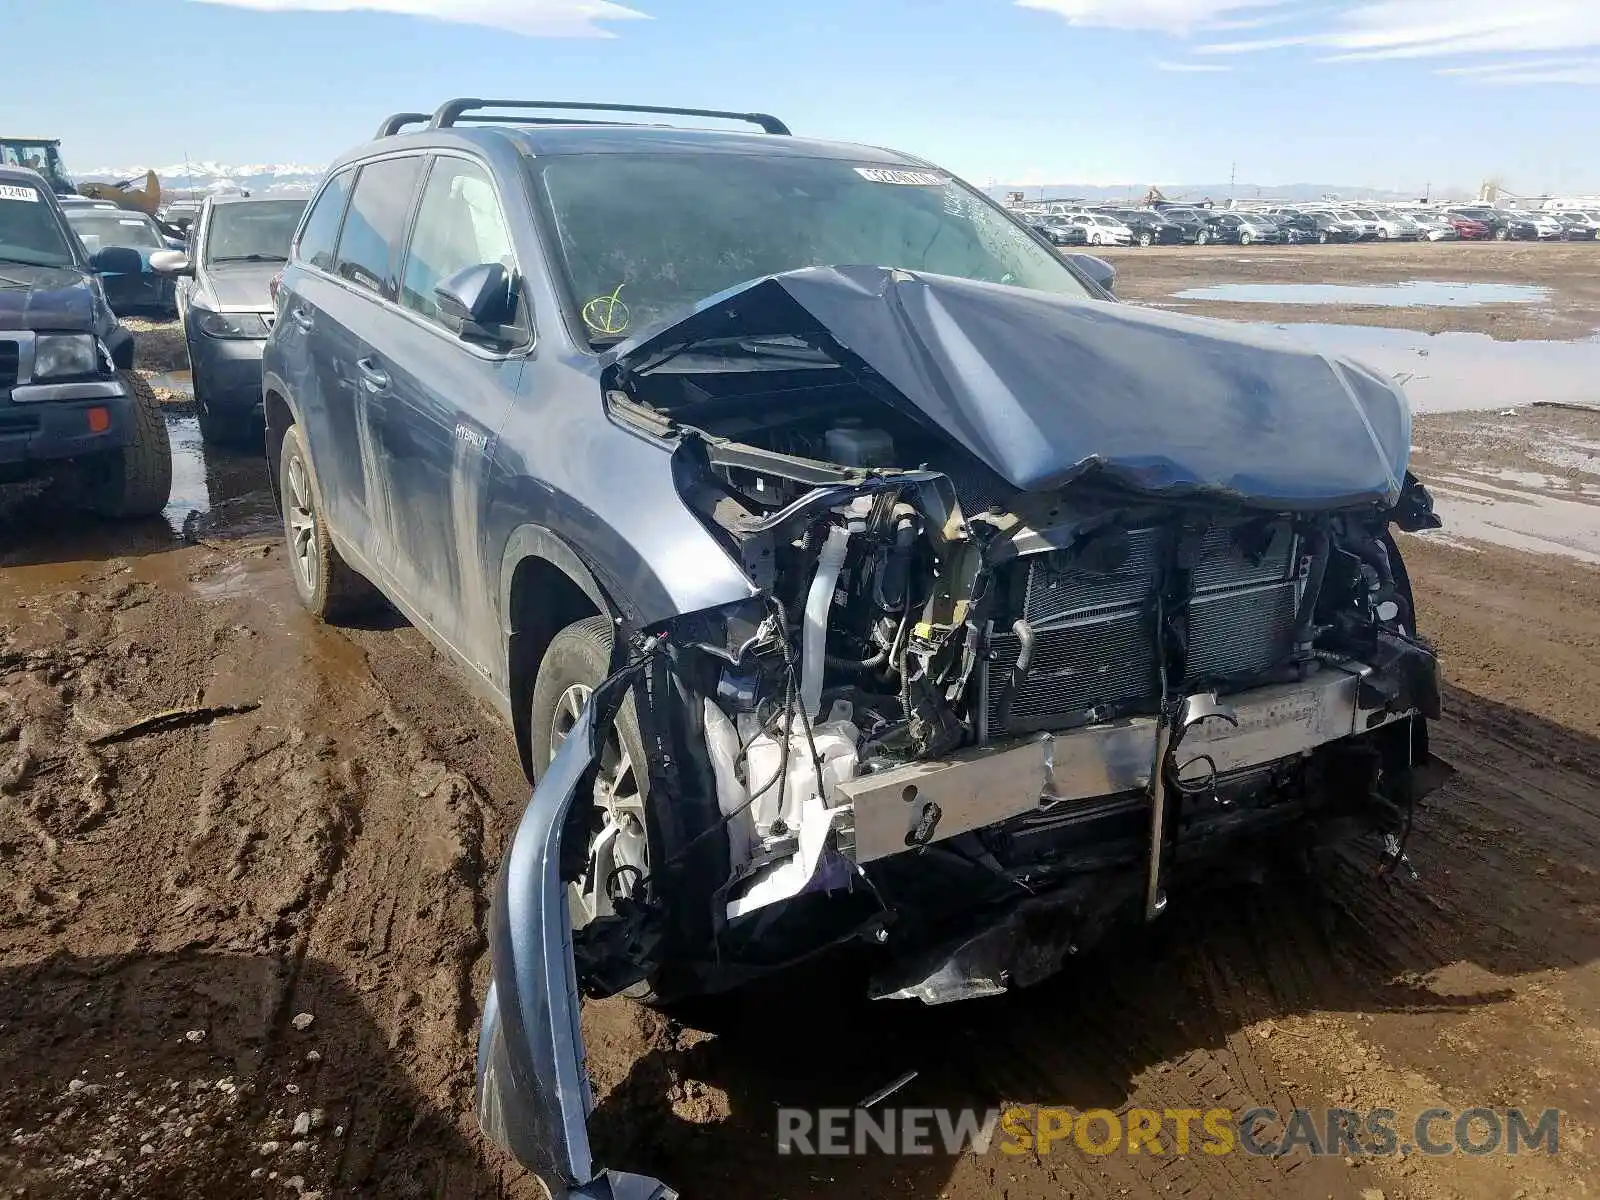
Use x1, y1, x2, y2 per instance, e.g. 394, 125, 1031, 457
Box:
478, 266, 1451, 1194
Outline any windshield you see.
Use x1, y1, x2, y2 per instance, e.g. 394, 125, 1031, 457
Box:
204, 198, 308, 264
65, 210, 163, 250
534, 153, 1090, 341
0, 183, 75, 267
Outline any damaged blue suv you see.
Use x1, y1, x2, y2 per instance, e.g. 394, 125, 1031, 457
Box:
263, 99, 1447, 1200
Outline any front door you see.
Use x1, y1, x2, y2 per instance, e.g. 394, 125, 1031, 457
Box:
359, 154, 523, 675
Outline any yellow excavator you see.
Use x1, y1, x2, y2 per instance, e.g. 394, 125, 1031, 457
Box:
80, 169, 163, 216
0, 135, 163, 217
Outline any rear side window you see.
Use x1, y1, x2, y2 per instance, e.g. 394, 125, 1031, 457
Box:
400, 157, 517, 326
295, 168, 353, 273
333, 156, 424, 300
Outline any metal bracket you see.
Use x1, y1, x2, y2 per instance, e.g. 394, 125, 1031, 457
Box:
1144, 691, 1241, 921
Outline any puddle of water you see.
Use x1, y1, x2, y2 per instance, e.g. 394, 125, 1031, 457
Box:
162, 415, 279, 539
1238, 323, 1600, 414
149, 369, 194, 397
1425, 480, 1600, 565
1177, 281, 1550, 308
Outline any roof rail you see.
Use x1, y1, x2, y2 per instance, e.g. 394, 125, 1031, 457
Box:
375, 112, 431, 138
427, 99, 791, 136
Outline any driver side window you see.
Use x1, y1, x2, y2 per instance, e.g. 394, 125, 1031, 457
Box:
401, 157, 521, 332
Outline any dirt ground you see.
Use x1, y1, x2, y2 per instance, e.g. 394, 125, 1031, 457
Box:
4, 248, 1600, 1199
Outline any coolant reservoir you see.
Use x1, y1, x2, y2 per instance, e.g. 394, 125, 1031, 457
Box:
825, 421, 895, 468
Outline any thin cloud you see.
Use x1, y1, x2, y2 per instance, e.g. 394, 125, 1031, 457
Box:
1436, 55, 1596, 75
1155, 58, 1233, 70
184, 0, 650, 37
1020, 0, 1600, 82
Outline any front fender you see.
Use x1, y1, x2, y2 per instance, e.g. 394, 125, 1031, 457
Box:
477, 657, 676, 1200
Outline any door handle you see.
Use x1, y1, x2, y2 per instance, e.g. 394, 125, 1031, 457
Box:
289, 307, 314, 331
356, 357, 390, 391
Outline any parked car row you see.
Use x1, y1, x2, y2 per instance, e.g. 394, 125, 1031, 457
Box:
1015, 199, 1600, 246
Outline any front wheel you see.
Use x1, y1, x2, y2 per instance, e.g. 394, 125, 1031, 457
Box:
1238, 231, 1254, 246
1494, 227, 1510, 241
87, 370, 172, 519
1137, 231, 1153, 247
1196, 230, 1211, 245
1377, 228, 1390, 240
1090, 232, 1103, 246
528, 615, 664, 1000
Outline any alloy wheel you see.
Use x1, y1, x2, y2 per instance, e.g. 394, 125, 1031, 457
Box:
550, 682, 648, 926
284, 453, 318, 597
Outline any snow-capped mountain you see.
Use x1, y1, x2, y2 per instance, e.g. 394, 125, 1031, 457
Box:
80, 162, 325, 196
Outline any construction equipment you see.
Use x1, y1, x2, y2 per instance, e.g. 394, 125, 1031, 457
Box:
80, 170, 163, 217
2, 136, 164, 218
0, 136, 76, 195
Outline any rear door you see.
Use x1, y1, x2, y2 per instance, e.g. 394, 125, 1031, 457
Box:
277, 166, 380, 543
309, 155, 427, 564
361, 153, 525, 674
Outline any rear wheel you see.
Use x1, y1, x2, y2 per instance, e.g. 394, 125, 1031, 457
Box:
278, 424, 377, 621
1196, 229, 1211, 245
1494, 226, 1510, 241
87, 370, 172, 519
1239, 230, 1254, 246
1137, 231, 1153, 247
1090, 232, 1103, 246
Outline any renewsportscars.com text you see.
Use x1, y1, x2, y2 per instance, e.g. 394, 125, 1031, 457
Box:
776, 1106, 1561, 1158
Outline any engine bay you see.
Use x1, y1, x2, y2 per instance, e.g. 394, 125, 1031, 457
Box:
594, 340, 1442, 964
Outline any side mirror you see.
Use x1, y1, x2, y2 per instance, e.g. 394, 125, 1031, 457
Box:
1069, 253, 1117, 297
148, 249, 194, 276
434, 262, 519, 343
89, 246, 144, 276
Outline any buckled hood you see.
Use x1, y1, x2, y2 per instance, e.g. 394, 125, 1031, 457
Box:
612, 265, 1413, 511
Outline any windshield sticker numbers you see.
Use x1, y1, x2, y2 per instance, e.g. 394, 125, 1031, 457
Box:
119, 218, 144, 227
855, 168, 949, 187
0, 185, 40, 203
582, 284, 631, 336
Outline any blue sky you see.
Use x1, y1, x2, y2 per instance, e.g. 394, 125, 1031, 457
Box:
6, 0, 1600, 193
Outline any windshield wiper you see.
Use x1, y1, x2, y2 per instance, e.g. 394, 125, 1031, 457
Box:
209, 253, 287, 264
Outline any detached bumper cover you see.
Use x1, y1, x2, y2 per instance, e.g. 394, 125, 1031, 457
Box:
476, 660, 676, 1200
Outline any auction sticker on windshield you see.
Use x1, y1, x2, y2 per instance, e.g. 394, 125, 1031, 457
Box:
855, 168, 948, 186
0, 185, 40, 202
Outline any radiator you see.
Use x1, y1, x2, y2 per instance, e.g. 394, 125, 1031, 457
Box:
983, 520, 1300, 739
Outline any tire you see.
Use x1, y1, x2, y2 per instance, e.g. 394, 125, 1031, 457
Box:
1090, 233, 1103, 246
1377, 227, 1389, 240
1494, 227, 1509, 241
87, 370, 172, 519
1239, 231, 1253, 246
277, 423, 376, 621
528, 615, 662, 1001
1196, 230, 1210, 245
1137, 231, 1153, 247
1318, 232, 1329, 244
